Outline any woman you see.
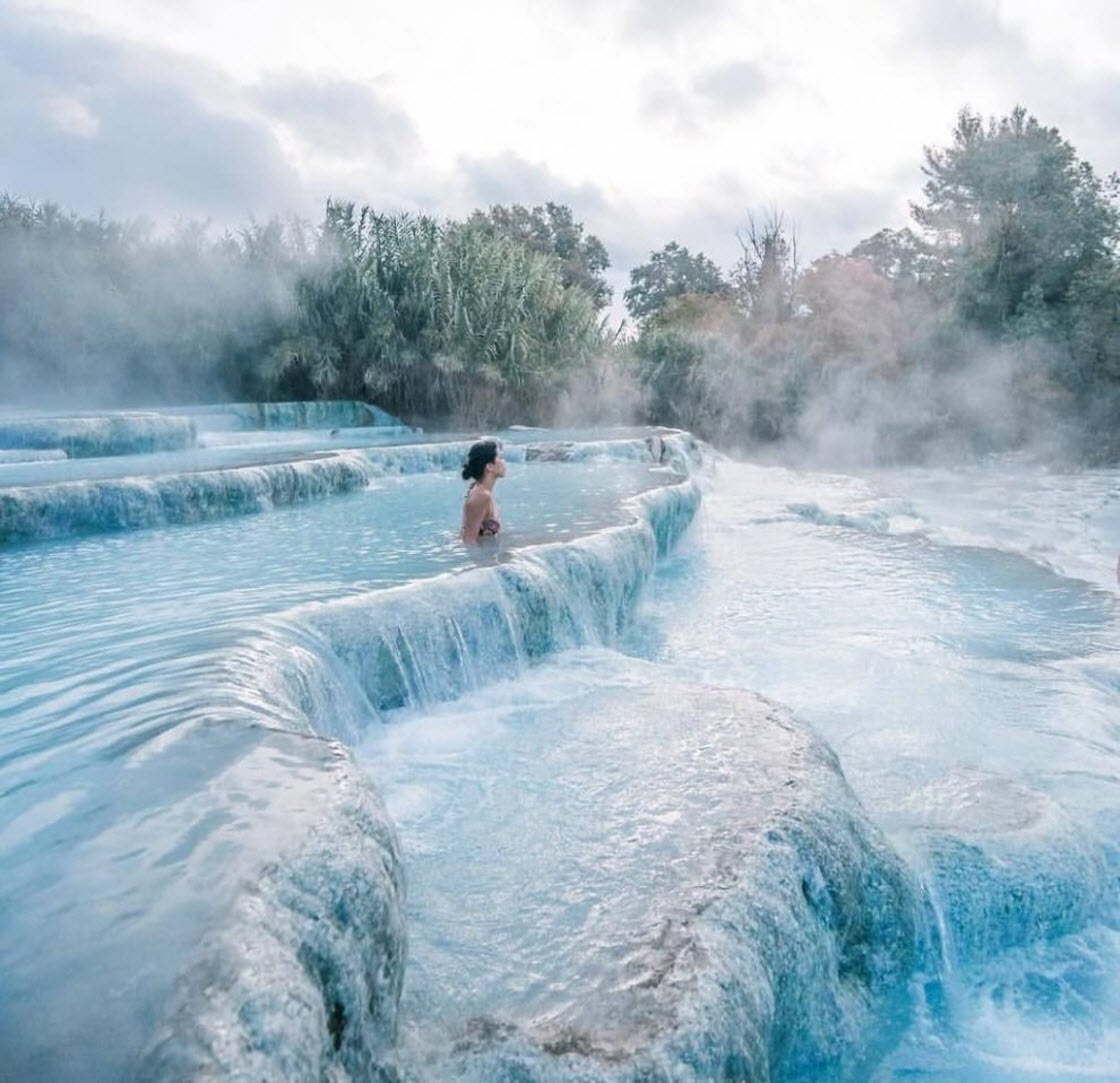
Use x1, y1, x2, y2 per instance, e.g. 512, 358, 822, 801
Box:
460, 438, 505, 545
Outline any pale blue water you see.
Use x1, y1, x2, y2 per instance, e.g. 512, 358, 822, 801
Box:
363, 457, 1120, 1081
0, 435, 693, 1081
1, 424, 1118, 1082
0, 424, 663, 487
0, 426, 427, 485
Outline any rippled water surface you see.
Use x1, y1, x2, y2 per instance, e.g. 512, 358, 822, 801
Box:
3, 435, 1119, 1082
365, 456, 1120, 1081
0, 453, 673, 1080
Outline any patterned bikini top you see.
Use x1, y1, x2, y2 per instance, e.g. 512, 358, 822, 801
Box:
466, 483, 500, 537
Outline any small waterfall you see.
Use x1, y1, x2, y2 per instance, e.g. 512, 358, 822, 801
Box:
910, 776, 1113, 966
0, 450, 373, 543
132, 728, 408, 1083
0, 448, 67, 462
878, 771, 1120, 1074
104, 472, 703, 1081
0, 412, 196, 457
160, 399, 408, 432
375, 683, 926, 1082
0, 432, 697, 545
0, 429, 709, 1081
276, 478, 701, 728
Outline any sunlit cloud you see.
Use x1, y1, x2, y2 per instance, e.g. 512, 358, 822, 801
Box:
42, 94, 100, 138
3, 0, 1117, 297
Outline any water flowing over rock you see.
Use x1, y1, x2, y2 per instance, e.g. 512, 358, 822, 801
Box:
0, 434, 697, 545
0, 438, 703, 1082
161, 399, 408, 432
0, 412, 196, 457
4, 427, 1118, 1081
378, 682, 924, 1083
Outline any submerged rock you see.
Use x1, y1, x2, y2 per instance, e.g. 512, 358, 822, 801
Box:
381, 680, 925, 1082
137, 738, 406, 1083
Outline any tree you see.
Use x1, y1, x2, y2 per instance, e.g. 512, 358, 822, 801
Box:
912, 106, 1120, 335
849, 227, 937, 292
732, 211, 798, 323
467, 202, 612, 310
282, 202, 604, 424
624, 242, 727, 322
798, 255, 909, 372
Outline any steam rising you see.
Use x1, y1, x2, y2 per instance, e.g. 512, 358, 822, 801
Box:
0, 200, 305, 409
3, 104, 1118, 467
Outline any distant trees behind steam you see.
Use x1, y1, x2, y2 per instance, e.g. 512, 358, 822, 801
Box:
627, 106, 1120, 461
1, 104, 1118, 460
0, 197, 610, 427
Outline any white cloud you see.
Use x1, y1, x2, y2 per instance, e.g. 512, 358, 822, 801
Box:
43, 94, 99, 137
4, 0, 1118, 288
253, 71, 420, 163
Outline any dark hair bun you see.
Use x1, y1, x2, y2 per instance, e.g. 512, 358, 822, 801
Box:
462, 438, 500, 483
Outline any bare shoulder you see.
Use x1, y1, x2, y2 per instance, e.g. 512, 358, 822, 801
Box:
465, 486, 490, 508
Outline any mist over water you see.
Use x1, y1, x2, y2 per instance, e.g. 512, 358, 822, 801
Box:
0, 200, 308, 408
0, 389, 1117, 1081
782, 343, 1082, 469
3, 91, 1119, 1083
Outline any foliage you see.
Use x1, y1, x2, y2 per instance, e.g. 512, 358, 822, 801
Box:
912, 106, 1120, 336
797, 255, 911, 372
0, 195, 606, 426
849, 227, 938, 293
6, 102, 1119, 459
732, 211, 798, 322
633, 292, 809, 446
0, 195, 303, 405
467, 202, 612, 310
628, 107, 1120, 462
266, 203, 604, 424
624, 243, 727, 323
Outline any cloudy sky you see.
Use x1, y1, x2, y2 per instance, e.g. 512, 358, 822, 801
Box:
4, 0, 1119, 316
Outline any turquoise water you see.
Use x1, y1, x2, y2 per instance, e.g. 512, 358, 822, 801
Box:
0, 425, 667, 488
0, 426, 425, 486
0, 435, 695, 1081
2, 422, 1118, 1082
362, 456, 1120, 1081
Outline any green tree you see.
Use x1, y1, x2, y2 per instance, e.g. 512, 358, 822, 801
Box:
467, 202, 611, 310
849, 227, 937, 293
279, 202, 603, 424
912, 106, 1120, 335
624, 242, 727, 322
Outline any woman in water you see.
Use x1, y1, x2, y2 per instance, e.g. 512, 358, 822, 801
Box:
460, 438, 505, 545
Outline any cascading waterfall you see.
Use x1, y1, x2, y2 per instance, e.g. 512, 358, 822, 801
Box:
0, 428, 704, 1082
134, 475, 702, 1081
0, 434, 695, 544
0, 448, 68, 463
0, 412, 196, 457
158, 399, 408, 432
1, 415, 1117, 1082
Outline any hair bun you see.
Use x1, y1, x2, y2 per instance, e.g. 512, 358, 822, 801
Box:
460, 462, 471, 480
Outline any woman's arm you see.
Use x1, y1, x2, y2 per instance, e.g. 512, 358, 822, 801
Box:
460, 488, 490, 545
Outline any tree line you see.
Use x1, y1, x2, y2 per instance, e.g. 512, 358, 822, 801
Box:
1, 105, 1117, 460
0, 197, 609, 426
627, 106, 1120, 461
